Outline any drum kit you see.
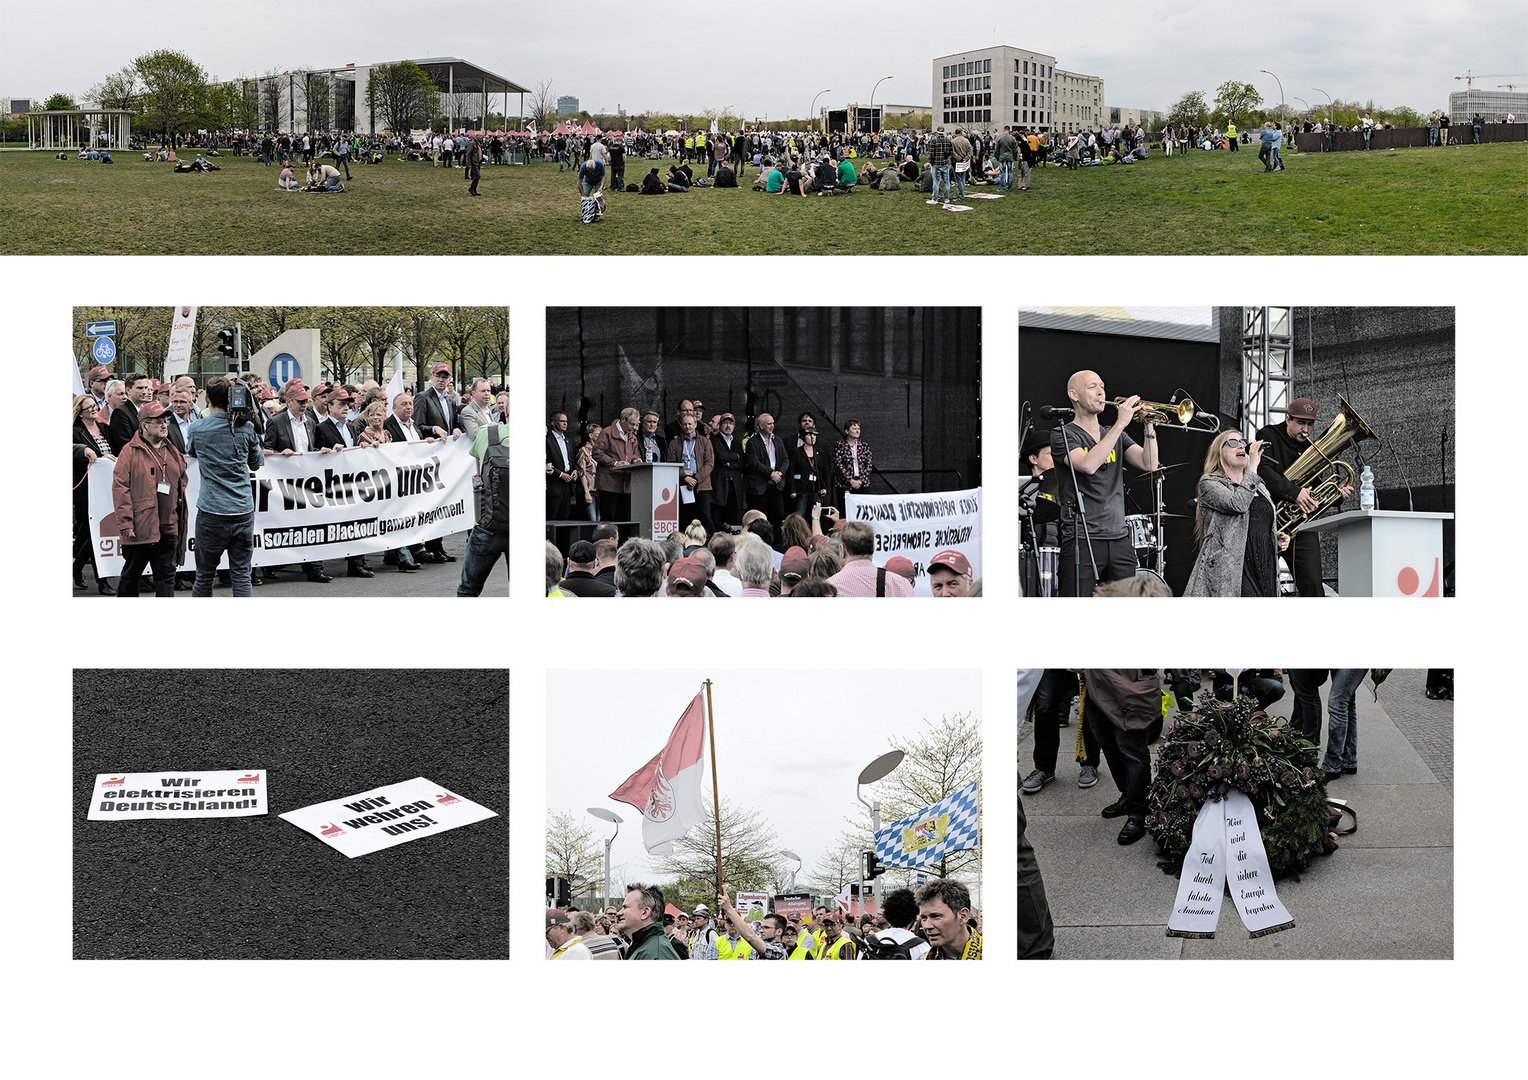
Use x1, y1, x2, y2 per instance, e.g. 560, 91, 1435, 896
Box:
1021, 462, 1192, 596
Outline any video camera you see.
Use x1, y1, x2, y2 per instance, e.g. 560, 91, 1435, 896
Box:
227, 377, 265, 437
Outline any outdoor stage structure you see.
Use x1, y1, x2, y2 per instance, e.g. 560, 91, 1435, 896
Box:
547, 306, 982, 502
1018, 306, 1455, 596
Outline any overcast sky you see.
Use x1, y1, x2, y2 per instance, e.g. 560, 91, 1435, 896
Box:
12, 3, 1525, 119
546, 669, 980, 892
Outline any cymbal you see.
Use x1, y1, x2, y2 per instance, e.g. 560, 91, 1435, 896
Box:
1130, 463, 1192, 482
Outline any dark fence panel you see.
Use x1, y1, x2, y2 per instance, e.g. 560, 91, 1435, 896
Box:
1294, 122, 1526, 153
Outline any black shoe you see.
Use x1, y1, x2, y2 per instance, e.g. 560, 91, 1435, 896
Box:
1101, 796, 1130, 819
1341, 766, 1357, 775
398, 559, 419, 572
74, 567, 87, 589
98, 579, 116, 596
1117, 818, 1147, 845
306, 571, 333, 583
419, 550, 446, 564
347, 565, 374, 578
1321, 769, 1343, 782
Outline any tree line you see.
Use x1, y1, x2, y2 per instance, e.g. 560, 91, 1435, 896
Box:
72, 306, 508, 390
1166, 80, 1431, 132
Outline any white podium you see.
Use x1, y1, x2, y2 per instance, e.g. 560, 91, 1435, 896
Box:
615, 462, 683, 540
1302, 510, 1452, 597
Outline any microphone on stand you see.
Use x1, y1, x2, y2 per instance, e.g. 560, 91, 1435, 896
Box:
1039, 405, 1075, 420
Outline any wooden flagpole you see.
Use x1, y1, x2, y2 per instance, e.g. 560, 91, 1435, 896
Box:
705, 679, 723, 895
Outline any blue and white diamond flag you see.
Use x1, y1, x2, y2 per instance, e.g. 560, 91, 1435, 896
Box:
874, 781, 980, 868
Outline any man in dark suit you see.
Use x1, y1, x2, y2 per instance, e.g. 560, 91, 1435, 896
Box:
743, 412, 788, 537
415, 363, 461, 440
261, 384, 332, 583
546, 411, 577, 522
709, 413, 746, 529
107, 373, 153, 454
166, 386, 196, 453
312, 388, 373, 579
382, 390, 437, 571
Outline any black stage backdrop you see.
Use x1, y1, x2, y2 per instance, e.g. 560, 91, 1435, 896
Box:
74, 670, 509, 960
1216, 307, 1456, 592
547, 307, 981, 503
1019, 327, 1219, 596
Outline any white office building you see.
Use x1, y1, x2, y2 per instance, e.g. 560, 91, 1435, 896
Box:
934, 46, 1108, 134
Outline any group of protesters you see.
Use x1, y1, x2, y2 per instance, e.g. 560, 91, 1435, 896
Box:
73, 363, 508, 597
547, 878, 981, 960
544, 398, 978, 598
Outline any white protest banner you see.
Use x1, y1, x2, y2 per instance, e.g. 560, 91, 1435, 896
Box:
87, 770, 267, 820
87, 437, 477, 575
164, 305, 197, 379
844, 486, 982, 596
279, 777, 498, 859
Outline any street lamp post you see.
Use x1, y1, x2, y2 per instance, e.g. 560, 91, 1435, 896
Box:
870, 76, 893, 133
1313, 87, 1333, 120
810, 89, 831, 135
855, 750, 904, 922
784, 849, 801, 893
1260, 70, 1284, 123
587, 807, 623, 910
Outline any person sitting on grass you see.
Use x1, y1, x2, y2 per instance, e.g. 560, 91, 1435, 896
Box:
641, 167, 666, 194
277, 165, 299, 190
835, 155, 857, 192
714, 160, 738, 187
667, 162, 693, 192
756, 158, 784, 192
306, 163, 344, 191
899, 155, 921, 183
782, 161, 808, 196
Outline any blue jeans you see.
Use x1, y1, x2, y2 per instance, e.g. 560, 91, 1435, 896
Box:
456, 523, 507, 596
954, 165, 967, 198
1429, 128, 1438, 146
1287, 669, 1328, 743
1320, 668, 1366, 772
1259, 145, 1273, 171
1214, 672, 1285, 712
932, 163, 950, 201
192, 510, 255, 597
998, 160, 1013, 190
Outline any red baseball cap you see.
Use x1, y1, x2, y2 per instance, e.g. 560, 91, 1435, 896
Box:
1287, 398, 1318, 421
928, 549, 972, 576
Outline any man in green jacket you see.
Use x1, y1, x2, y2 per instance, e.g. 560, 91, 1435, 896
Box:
619, 884, 683, 960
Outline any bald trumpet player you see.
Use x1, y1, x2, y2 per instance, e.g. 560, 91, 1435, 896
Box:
1049, 371, 1160, 597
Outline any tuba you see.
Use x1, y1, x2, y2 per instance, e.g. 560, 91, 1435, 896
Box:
1276, 396, 1377, 533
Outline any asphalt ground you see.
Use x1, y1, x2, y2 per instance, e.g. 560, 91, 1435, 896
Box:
1019, 669, 1452, 959
75, 528, 506, 598
73, 669, 509, 959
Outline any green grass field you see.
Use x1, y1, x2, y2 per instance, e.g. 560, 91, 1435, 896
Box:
2, 142, 1523, 255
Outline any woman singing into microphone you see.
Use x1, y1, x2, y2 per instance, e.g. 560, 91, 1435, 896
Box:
1184, 431, 1290, 597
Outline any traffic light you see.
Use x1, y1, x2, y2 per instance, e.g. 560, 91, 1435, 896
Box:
217, 327, 236, 359
864, 851, 886, 880
546, 876, 571, 908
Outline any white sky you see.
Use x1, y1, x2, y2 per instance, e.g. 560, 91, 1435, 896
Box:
10, 3, 1525, 119
545, 669, 980, 889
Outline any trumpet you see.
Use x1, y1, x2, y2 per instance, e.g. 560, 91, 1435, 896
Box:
1108, 395, 1221, 433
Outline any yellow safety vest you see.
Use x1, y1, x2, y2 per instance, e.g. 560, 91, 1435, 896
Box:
715, 935, 752, 960
789, 941, 815, 959
823, 934, 854, 960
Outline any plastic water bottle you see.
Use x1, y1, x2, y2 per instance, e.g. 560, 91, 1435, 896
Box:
1359, 466, 1375, 511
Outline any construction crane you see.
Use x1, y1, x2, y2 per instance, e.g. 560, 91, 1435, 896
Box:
1454, 70, 1524, 88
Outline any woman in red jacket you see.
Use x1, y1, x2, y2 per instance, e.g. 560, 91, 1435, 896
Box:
110, 401, 188, 597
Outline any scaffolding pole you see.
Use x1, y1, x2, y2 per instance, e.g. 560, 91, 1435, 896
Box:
1241, 306, 1293, 433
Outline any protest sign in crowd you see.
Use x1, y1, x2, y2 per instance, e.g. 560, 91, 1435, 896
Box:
74, 363, 508, 596
546, 400, 980, 598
